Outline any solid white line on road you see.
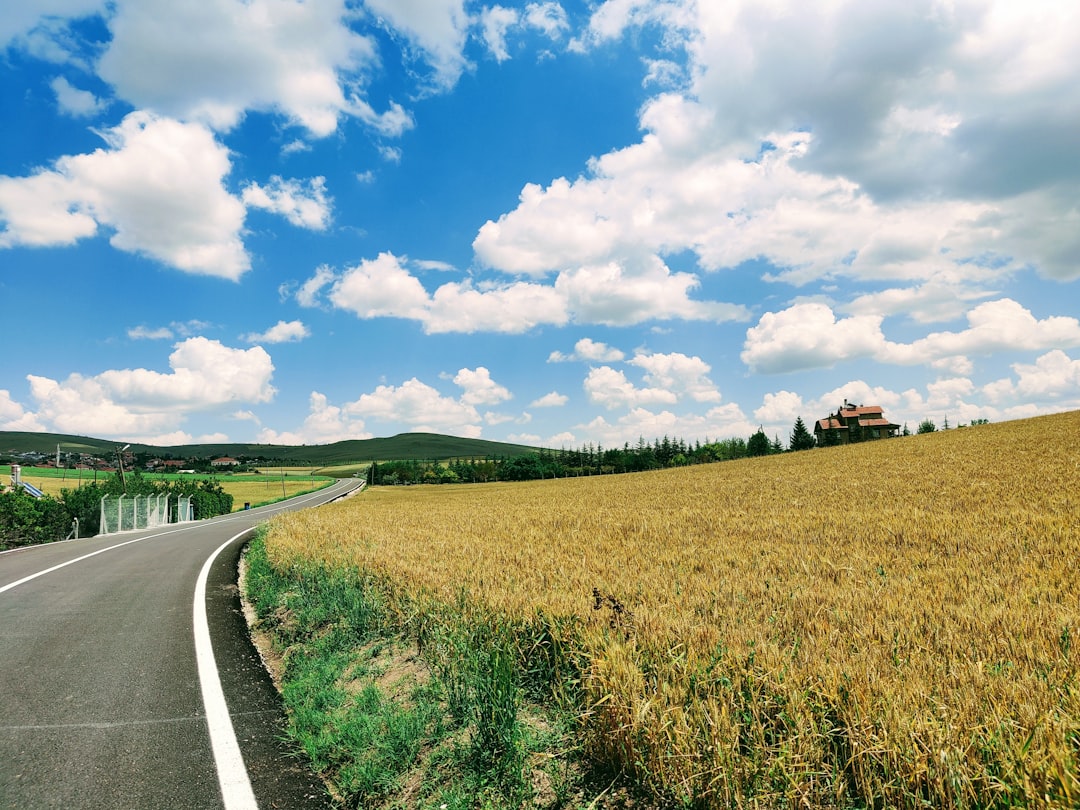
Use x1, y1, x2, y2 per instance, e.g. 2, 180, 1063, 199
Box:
194, 528, 260, 810
0, 527, 189, 595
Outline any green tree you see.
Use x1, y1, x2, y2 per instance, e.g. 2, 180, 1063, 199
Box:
747, 427, 771, 457
59, 482, 107, 536
917, 418, 937, 434
0, 489, 69, 549
789, 417, 816, 451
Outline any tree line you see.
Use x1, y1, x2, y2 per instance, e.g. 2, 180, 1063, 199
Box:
0, 471, 233, 550
367, 423, 823, 487
367, 410, 982, 487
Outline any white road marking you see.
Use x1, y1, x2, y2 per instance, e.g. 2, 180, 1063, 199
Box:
0, 527, 188, 595
194, 528, 260, 810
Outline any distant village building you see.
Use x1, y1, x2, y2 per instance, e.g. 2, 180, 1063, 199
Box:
211, 457, 238, 468
815, 401, 900, 445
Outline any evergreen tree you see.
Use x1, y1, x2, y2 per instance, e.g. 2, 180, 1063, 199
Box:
789, 416, 815, 451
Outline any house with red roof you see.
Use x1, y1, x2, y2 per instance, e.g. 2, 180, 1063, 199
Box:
814, 401, 900, 445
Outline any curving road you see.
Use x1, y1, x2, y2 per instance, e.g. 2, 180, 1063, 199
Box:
0, 479, 364, 809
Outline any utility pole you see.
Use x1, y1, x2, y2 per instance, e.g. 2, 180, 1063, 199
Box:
116, 444, 131, 493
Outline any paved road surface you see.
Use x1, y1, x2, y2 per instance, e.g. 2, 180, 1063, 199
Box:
0, 479, 363, 809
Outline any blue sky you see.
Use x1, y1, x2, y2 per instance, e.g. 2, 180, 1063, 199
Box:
2, 0, 1079, 449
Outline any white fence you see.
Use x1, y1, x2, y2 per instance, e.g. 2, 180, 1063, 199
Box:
99, 494, 194, 534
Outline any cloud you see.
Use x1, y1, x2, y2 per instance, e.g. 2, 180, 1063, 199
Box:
242, 176, 332, 230
128, 320, 211, 341
303, 250, 749, 334
243, 320, 311, 345
364, 0, 471, 90
481, 6, 519, 62
296, 265, 337, 308
281, 139, 311, 156
425, 279, 569, 334
23, 337, 275, 438
326, 252, 433, 322
128, 325, 175, 341
94, 0, 388, 137
414, 259, 457, 272
573, 338, 626, 362
742, 299, 1080, 374
1012, 351, 1080, 401
0, 389, 43, 431
0, 112, 248, 278
753, 390, 805, 425
741, 302, 887, 374
556, 257, 750, 326
984, 350, 1080, 405
477, 0, 1080, 316
530, 391, 568, 407
574, 0, 694, 50
264, 369, 519, 442
303, 253, 569, 334
576, 403, 754, 448
378, 145, 403, 163
628, 351, 722, 402
891, 299, 1080, 363
583, 366, 678, 410
524, 3, 570, 39
258, 391, 371, 445
345, 378, 483, 437
0, 1, 104, 54
51, 76, 106, 117
478, 2, 569, 60
351, 99, 415, 138
483, 411, 518, 426
843, 282, 997, 324
453, 367, 512, 406
642, 58, 685, 89
548, 338, 625, 363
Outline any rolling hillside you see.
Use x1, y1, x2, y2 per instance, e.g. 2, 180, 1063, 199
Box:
0, 431, 541, 464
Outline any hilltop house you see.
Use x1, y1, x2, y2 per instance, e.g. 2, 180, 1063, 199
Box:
815, 401, 900, 445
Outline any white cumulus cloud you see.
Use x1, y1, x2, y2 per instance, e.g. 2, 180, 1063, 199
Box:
628, 351, 722, 403
0, 112, 248, 277
530, 391, 568, 407
243, 320, 311, 345
453, 367, 512, 406
548, 338, 626, 363
22, 337, 275, 438
583, 366, 678, 410
96, 0, 387, 137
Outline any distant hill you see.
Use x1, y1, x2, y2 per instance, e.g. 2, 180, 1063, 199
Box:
0, 431, 542, 464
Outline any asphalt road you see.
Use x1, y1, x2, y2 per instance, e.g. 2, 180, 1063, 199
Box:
0, 479, 364, 809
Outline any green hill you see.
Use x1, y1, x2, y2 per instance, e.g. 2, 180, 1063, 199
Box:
0, 431, 541, 465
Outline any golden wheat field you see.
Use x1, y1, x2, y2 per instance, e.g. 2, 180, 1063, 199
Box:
265, 410, 1080, 807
